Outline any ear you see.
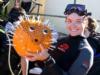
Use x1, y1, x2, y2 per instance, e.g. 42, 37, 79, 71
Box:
84, 17, 89, 28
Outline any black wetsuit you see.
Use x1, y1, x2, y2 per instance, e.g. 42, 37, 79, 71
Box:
87, 32, 100, 57
21, 1, 31, 13
87, 32, 100, 75
41, 35, 94, 75
0, 31, 20, 75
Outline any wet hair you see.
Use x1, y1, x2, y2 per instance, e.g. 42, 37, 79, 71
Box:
87, 17, 99, 32
64, 4, 91, 16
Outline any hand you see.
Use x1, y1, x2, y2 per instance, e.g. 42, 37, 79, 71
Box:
25, 44, 50, 61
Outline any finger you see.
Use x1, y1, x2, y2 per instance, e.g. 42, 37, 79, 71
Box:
25, 55, 37, 61
39, 44, 48, 52
27, 51, 34, 56
39, 44, 45, 51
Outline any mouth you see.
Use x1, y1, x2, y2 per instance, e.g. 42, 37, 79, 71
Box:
69, 29, 80, 36
71, 30, 77, 32
70, 29, 79, 32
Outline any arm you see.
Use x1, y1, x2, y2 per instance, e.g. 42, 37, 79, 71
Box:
20, 44, 50, 75
21, 57, 29, 75
42, 39, 94, 75
67, 40, 94, 75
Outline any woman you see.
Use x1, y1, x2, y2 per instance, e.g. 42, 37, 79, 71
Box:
4, 6, 25, 33
21, 0, 32, 13
86, 17, 100, 57
86, 17, 100, 75
21, 4, 94, 75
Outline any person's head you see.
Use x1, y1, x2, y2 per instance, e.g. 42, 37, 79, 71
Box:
83, 17, 99, 37
87, 17, 99, 32
8, 7, 25, 23
64, 4, 91, 36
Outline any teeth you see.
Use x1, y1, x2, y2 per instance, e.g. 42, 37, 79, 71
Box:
71, 30, 77, 32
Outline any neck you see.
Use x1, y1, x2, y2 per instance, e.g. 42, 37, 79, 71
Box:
84, 30, 91, 38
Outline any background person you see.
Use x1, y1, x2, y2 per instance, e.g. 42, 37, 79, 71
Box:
85, 17, 100, 75
21, 0, 32, 13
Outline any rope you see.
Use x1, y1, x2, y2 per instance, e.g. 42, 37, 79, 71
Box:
0, 29, 5, 33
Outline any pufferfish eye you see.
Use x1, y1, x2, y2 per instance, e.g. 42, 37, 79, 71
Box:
29, 26, 35, 32
43, 29, 48, 34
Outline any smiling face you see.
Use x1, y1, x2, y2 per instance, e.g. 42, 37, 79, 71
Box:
65, 13, 88, 36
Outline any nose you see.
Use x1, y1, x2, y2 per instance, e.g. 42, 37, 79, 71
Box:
69, 22, 78, 26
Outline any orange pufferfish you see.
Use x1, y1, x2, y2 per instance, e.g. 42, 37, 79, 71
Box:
12, 17, 53, 57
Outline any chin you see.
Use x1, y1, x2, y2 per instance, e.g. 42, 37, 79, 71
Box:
70, 33, 79, 36
70, 35, 77, 37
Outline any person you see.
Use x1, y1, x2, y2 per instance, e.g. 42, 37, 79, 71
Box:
85, 17, 100, 57
4, 5, 25, 33
21, 0, 32, 13
85, 17, 100, 75
0, 25, 21, 75
0, 6, 25, 75
21, 4, 94, 75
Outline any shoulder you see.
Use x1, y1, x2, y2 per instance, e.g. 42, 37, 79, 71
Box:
79, 39, 93, 52
87, 32, 100, 46
57, 35, 69, 43
90, 32, 100, 40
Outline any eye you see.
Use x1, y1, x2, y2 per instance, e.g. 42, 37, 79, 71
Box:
76, 20, 82, 24
66, 19, 72, 23
43, 29, 48, 34
29, 26, 35, 32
